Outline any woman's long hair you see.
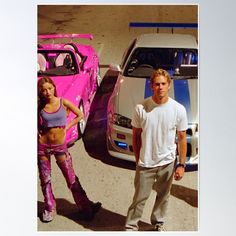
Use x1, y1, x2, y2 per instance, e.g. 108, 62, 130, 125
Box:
37, 77, 57, 132
37, 76, 57, 111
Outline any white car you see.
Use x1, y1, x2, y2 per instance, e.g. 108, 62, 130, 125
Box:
107, 33, 198, 167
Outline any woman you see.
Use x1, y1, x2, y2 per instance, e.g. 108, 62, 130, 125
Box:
38, 77, 101, 222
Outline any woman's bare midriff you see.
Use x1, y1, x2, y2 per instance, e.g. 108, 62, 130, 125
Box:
39, 127, 66, 145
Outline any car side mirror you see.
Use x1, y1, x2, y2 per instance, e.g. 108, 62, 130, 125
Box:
83, 63, 92, 73
109, 63, 122, 72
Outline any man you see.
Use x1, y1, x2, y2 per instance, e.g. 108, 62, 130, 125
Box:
125, 69, 187, 231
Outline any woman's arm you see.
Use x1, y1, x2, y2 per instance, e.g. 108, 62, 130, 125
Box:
63, 99, 84, 131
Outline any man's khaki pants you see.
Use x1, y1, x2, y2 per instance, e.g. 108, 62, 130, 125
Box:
125, 161, 175, 231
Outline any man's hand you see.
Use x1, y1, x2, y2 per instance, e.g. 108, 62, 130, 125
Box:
174, 166, 185, 180
175, 130, 187, 181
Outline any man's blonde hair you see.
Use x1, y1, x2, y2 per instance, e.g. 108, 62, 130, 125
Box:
151, 69, 171, 84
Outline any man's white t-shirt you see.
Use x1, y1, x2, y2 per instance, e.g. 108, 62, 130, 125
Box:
131, 97, 188, 168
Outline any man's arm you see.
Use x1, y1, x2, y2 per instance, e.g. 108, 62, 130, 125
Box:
174, 130, 187, 180
132, 127, 142, 165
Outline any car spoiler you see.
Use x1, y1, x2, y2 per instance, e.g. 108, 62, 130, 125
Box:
129, 22, 198, 33
38, 34, 93, 40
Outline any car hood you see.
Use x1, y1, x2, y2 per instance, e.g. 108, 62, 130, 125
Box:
114, 75, 198, 124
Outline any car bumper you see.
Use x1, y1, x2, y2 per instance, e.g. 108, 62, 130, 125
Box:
107, 123, 135, 162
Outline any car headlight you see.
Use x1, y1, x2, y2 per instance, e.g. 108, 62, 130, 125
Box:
109, 113, 132, 129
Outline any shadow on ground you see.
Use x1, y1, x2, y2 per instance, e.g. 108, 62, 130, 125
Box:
38, 199, 151, 231
171, 184, 198, 207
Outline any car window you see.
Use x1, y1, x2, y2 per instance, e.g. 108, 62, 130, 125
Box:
124, 48, 198, 78
37, 50, 78, 76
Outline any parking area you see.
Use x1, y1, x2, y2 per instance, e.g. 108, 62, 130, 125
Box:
37, 5, 198, 231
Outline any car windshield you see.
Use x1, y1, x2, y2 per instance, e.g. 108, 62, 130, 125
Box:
37, 50, 78, 76
124, 48, 198, 78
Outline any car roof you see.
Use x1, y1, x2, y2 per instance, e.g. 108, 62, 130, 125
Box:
134, 33, 197, 49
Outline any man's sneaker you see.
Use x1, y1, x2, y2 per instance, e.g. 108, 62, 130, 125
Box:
154, 222, 166, 231
42, 209, 54, 222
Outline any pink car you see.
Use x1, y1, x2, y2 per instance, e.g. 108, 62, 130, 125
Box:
38, 34, 101, 146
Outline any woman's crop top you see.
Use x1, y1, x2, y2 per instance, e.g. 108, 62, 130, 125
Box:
40, 99, 67, 128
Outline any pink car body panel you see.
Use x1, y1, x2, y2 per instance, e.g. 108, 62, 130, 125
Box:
38, 34, 100, 146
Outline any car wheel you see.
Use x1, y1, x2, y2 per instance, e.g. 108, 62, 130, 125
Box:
78, 102, 86, 138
